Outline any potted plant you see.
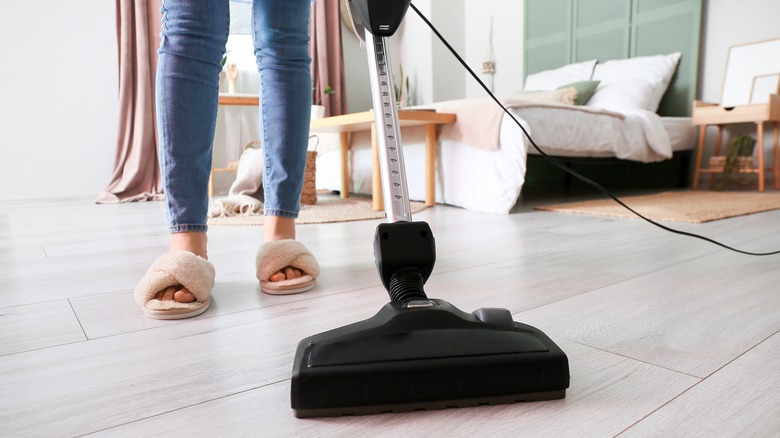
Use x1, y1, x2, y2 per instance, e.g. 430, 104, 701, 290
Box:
711, 135, 756, 190
219, 51, 230, 91
311, 84, 334, 119
394, 64, 410, 108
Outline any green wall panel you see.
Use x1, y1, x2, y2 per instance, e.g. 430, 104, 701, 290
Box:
524, 0, 701, 116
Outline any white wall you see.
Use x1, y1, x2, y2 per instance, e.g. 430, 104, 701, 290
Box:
341, 19, 373, 113
0, 1, 118, 201
699, 0, 780, 103
398, 0, 435, 106
429, 0, 466, 103
463, 1, 524, 99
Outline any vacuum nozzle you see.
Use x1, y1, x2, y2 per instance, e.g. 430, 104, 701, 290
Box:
290, 299, 569, 417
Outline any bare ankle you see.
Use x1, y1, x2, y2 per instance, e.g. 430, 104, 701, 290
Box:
170, 232, 208, 259
264, 216, 296, 242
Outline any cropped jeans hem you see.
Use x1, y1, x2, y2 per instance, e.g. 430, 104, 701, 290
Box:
169, 224, 209, 234
264, 209, 298, 219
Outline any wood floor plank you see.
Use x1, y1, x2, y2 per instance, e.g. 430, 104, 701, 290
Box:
0, 259, 152, 307
69, 262, 383, 339
71, 250, 625, 340
2, 196, 779, 436
517, 252, 780, 378
621, 331, 780, 437
0, 300, 85, 356
86, 338, 699, 438
0, 289, 392, 437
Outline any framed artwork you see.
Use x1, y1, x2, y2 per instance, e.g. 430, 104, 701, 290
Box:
721, 38, 780, 107
750, 73, 780, 104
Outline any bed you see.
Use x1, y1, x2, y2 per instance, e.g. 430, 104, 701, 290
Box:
315, 55, 696, 214
316, 0, 702, 214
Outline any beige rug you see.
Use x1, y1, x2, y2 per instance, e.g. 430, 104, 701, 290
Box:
535, 191, 780, 223
208, 194, 426, 226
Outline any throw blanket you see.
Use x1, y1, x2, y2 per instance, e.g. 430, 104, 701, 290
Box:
351, 88, 624, 151
207, 145, 264, 217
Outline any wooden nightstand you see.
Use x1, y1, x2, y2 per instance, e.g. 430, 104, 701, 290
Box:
691, 94, 780, 191
309, 110, 457, 210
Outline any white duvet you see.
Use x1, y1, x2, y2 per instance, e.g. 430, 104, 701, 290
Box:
315, 103, 677, 214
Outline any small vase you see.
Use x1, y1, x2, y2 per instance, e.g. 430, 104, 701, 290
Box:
311, 105, 326, 119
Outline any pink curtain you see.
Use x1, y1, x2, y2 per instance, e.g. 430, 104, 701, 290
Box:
97, 0, 164, 203
310, 0, 348, 117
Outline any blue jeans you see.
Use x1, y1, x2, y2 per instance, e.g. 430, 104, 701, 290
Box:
157, 0, 312, 233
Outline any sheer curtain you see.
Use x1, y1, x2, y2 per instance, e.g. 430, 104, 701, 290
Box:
310, 0, 347, 117
97, 0, 163, 203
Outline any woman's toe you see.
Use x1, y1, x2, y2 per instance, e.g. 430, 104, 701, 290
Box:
283, 266, 299, 279
174, 288, 196, 303
269, 272, 286, 282
157, 286, 177, 301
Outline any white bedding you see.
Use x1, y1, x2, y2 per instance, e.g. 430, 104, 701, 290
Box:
315, 103, 694, 214
517, 107, 672, 162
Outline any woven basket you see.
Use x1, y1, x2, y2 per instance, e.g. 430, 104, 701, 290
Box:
300, 136, 318, 205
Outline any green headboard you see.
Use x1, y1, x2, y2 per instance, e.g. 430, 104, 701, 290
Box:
524, 0, 702, 117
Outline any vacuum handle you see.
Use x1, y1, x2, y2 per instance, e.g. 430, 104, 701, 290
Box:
365, 32, 413, 223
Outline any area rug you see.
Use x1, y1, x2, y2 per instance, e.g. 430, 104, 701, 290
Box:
208, 194, 427, 226
534, 191, 780, 223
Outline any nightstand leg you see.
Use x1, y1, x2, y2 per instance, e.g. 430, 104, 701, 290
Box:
693, 125, 707, 190
425, 124, 436, 207
774, 123, 779, 190
709, 126, 724, 190
340, 132, 350, 198
757, 122, 765, 192
371, 123, 384, 211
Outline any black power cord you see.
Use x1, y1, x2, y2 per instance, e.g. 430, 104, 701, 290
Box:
410, 3, 779, 257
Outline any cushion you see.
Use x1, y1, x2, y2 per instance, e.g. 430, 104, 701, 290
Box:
512, 88, 578, 105
523, 59, 598, 91
586, 53, 681, 112
557, 80, 601, 105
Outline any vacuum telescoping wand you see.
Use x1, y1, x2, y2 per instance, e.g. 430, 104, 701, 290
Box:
290, 0, 569, 418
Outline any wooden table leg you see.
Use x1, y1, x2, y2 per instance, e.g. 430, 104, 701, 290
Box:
208, 171, 214, 198
692, 125, 707, 190
709, 125, 724, 189
339, 132, 350, 198
774, 122, 779, 190
425, 124, 437, 207
757, 122, 765, 192
371, 123, 384, 211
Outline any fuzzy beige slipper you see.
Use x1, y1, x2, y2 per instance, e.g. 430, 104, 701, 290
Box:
134, 251, 216, 319
256, 240, 320, 295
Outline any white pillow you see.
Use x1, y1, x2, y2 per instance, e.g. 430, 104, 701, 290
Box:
586, 52, 681, 112
523, 59, 598, 91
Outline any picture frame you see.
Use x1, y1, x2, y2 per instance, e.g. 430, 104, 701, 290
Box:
750, 73, 780, 104
720, 38, 780, 108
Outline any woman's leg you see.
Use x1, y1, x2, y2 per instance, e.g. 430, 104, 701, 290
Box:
253, 0, 312, 281
156, 0, 229, 300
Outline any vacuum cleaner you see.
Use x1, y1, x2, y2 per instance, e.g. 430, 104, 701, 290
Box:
290, 0, 569, 418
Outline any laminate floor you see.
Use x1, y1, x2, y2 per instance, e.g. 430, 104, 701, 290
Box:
1, 190, 778, 437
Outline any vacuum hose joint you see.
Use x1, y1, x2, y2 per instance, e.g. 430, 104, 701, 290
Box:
373, 221, 436, 301
388, 269, 428, 302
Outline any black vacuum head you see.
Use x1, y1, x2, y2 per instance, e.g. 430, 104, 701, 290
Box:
291, 299, 569, 418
